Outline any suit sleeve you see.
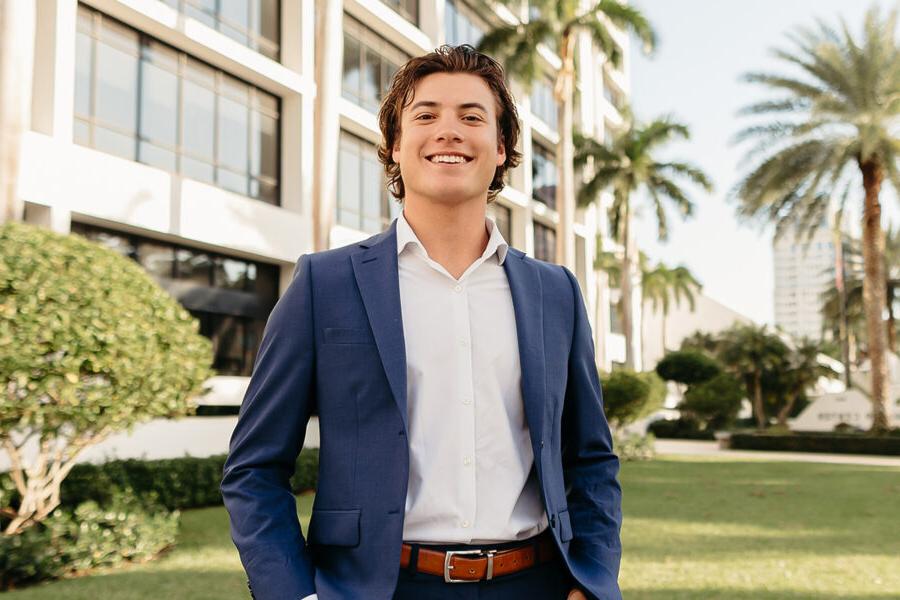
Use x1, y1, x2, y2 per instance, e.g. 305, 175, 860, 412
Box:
560, 266, 623, 600
220, 254, 318, 600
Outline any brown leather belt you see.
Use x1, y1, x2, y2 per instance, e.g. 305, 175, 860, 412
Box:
400, 530, 556, 583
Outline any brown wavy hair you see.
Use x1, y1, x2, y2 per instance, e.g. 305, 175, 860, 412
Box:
377, 44, 522, 204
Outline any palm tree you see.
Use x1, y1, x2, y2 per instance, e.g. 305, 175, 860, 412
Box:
821, 224, 900, 356
642, 257, 703, 353
575, 114, 713, 368
718, 324, 790, 429
477, 0, 656, 270
773, 338, 841, 427
733, 6, 900, 433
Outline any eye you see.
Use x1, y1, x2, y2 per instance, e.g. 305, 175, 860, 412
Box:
414, 114, 434, 120
464, 115, 482, 122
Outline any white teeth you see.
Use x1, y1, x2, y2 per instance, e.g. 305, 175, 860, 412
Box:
429, 154, 469, 164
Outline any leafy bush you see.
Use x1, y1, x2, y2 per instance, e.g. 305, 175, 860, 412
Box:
728, 432, 900, 455
680, 372, 744, 430
0, 221, 214, 533
0, 487, 179, 591
601, 369, 652, 428
613, 431, 656, 461
655, 350, 721, 385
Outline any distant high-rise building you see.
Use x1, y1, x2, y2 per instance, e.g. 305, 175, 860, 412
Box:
773, 215, 841, 341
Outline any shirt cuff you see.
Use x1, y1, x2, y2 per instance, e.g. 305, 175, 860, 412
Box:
300, 595, 318, 600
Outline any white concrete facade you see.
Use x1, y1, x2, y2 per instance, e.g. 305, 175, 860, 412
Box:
12, 0, 631, 462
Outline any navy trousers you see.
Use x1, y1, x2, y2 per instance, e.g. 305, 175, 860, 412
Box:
392, 535, 575, 600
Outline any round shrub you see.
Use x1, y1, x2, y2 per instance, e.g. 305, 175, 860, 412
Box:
655, 350, 722, 385
601, 369, 652, 428
0, 221, 213, 533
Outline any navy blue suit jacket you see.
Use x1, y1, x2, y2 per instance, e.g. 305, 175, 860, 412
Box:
220, 219, 623, 600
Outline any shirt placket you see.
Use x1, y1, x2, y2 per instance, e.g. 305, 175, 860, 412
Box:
452, 278, 477, 535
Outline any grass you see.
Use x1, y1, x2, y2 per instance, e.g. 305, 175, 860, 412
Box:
3, 456, 898, 599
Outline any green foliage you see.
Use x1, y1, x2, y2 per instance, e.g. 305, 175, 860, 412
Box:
655, 350, 722, 385
601, 369, 652, 428
680, 372, 744, 430
728, 432, 900, 455
0, 449, 320, 516
613, 431, 656, 461
0, 221, 214, 436
646, 418, 715, 440
0, 487, 179, 591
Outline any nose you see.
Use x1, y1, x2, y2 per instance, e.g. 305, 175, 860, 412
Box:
433, 113, 463, 143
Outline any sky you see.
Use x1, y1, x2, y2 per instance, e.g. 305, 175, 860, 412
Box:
626, 0, 899, 325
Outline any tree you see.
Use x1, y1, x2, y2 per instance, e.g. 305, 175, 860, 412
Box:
641, 254, 702, 352
574, 114, 712, 368
680, 372, 744, 431
717, 324, 790, 429
599, 369, 652, 429
0, 223, 214, 534
733, 5, 900, 433
770, 338, 841, 427
821, 224, 900, 356
477, 0, 656, 270
655, 350, 721, 386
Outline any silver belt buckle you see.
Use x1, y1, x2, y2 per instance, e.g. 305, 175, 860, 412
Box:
443, 549, 497, 583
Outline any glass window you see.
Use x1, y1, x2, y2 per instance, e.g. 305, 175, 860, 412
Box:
138, 242, 175, 278
177, 0, 279, 60
530, 76, 557, 130
532, 143, 557, 209
95, 39, 138, 133
487, 202, 512, 242
533, 221, 556, 263
337, 134, 361, 229
445, 0, 485, 46
382, 0, 417, 25
342, 18, 407, 115
75, 6, 280, 205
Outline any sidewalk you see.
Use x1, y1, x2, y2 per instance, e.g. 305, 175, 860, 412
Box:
654, 439, 900, 468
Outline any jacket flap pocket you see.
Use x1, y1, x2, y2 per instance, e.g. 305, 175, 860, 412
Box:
307, 508, 361, 547
323, 327, 375, 345
557, 509, 573, 543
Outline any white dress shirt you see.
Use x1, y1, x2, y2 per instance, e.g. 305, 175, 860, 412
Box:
396, 210, 548, 544
300, 212, 547, 599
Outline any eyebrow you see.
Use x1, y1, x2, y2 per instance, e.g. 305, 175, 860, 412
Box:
408, 101, 489, 113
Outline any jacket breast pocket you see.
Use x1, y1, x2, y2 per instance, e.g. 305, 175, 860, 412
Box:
307, 508, 361, 547
323, 327, 376, 345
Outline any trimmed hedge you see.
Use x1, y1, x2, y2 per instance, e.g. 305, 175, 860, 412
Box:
728, 433, 900, 456
647, 418, 716, 440
1, 448, 320, 514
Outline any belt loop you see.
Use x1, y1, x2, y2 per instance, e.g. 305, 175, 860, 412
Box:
407, 544, 420, 574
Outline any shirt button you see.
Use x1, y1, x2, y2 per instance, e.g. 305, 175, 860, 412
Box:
462, 398, 472, 405
463, 456, 472, 466
461, 520, 470, 528
459, 339, 468, 347
454, 284, 462, 292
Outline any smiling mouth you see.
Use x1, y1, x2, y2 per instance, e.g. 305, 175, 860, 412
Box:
425, 154, 474, 165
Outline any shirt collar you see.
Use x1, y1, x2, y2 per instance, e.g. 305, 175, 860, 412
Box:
396, 208, 509, 265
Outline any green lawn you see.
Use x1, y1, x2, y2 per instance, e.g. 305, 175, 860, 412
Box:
3, 456, 898, 599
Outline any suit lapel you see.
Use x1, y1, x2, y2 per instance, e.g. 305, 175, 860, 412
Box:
503, 248, 547, 450
351, 221, 409, 433
351, 221, 547, 445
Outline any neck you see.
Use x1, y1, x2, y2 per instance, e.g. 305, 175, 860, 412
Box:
401, 196, 490, 274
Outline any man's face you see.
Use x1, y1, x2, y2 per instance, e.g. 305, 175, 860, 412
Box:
391, 72, 507, 208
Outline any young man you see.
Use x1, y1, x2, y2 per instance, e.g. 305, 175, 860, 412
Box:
221, 44, 622, 600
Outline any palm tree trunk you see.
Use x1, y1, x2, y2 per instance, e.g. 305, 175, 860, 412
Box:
621, 199, 635, 369
859, 158, 890, 434
777, 392, 797, 427
886, 288, 896, 354
661, 311, 668, 353
311, 0, 343, 251
553, 30, 576, 270
753, 371, 766, 429
0, 0, 35, 225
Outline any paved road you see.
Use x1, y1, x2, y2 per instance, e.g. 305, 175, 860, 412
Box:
654, 439, 900, 468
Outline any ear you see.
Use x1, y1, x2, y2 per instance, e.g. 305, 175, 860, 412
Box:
496, 136, 506, 167
392, 140, 400, 164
